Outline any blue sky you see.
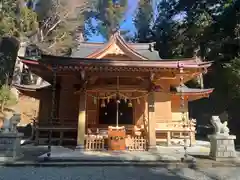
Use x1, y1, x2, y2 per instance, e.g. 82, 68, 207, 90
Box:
87, 0, 139, 43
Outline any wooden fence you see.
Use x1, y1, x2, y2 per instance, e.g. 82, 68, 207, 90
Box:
85, 135, 105, 151
125, 136, 147, 151
84, 135, 147, 151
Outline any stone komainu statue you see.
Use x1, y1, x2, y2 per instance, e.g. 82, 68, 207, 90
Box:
1, 113, 21, 133
210, 115, 229, 135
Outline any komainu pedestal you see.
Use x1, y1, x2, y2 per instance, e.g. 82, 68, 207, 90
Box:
0, 133, 23, 162
208, 115, 236, 161
208, 135, 236, 161
0, 113, 23, 162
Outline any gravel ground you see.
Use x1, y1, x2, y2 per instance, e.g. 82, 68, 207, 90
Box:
0, 166, 239, 180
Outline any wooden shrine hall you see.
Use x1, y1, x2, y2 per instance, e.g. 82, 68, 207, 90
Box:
15, 32, 213, 151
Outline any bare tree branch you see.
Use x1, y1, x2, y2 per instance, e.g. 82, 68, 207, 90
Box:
30, 0, 91, 54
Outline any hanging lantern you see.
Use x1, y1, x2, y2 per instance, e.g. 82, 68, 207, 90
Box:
128, 99, 132, 107
107, 97, 110, 104
124, 98, 127, 103
100, 99, 106, 108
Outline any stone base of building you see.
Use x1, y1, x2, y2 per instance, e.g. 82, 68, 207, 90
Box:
0, 133, 23, 162
208, 134, 237, 161
148, 145, 157, 152
76, 144, 85, 151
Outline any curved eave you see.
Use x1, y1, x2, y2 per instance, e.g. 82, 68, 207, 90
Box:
18, 57, 47, 71
13, 83, 51, 92
171, 89, 214, 101
18, 55, 213, 68
13, 83, 51, 99
19, 58, 40, 65
19, 55, 212, 72
172, 89, 214, 95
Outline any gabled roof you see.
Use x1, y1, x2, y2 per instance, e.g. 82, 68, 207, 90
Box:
18, 32, 213, 73
71, 32, 160, 60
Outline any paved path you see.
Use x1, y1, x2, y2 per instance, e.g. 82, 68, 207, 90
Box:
0, 166, 239, 180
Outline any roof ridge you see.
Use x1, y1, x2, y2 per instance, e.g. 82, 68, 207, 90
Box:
86, 35, 116, 58
80, 42, 106, 45
116, 35, 149, 60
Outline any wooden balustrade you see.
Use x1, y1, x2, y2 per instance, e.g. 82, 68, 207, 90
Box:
34, 118, 78, 145
156, 119, 196, 131
155, 119, 196, 146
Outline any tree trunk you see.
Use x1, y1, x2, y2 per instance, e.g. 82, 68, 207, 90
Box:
1, 100, 5, 113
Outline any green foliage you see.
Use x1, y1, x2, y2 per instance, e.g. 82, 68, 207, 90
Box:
33, 0, 89, 55
224, 57, 240, 98
134, 0, 240, 95
19, 7, 39, 36
0, 85, 17, 112
134, 0, 154, 43
134, 0, 240, 136
0, 0, 38, 38
85, 0, 128, 40
0, 53, 12, 84
153, 0, 181, 58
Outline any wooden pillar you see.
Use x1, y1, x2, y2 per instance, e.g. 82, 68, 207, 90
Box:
190, 131, 196, 146
148, 92, 157, 151
77, 92, 86, 149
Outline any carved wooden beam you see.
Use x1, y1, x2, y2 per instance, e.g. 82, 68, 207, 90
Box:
136, 76, 145, 81
150, 71, 177, 81
86, 84, 149, 92
158, 77, 176, 80
86, 89, 148, 93
88, 76, 98, 85
80, 70, 86, 80
86, 71, 149, 78
150, 72, 155, 82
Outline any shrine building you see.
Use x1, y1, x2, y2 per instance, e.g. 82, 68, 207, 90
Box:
15, 32, 213, 151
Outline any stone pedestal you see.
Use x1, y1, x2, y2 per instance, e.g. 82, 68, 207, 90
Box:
208, 134, 236, 161
0, 133, 23, 162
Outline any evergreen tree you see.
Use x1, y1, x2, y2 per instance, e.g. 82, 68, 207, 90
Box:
85, 0, 128, 40
134, 0, 154, 43
133, 0, 240, 141
0, 0, 38, 38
